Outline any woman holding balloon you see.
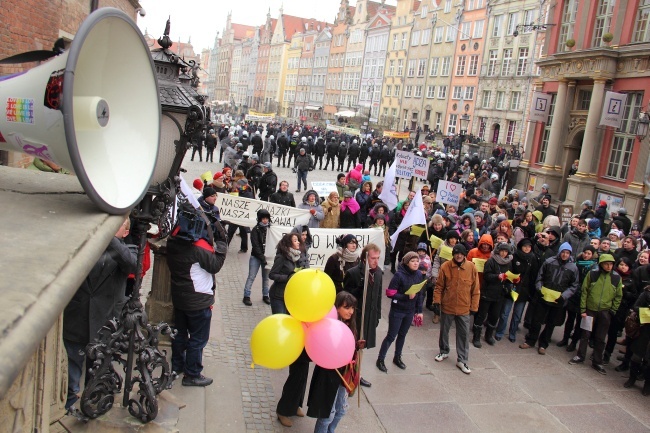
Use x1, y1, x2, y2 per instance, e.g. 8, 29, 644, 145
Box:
376, 251, 425, 373
307, 291, 360, 433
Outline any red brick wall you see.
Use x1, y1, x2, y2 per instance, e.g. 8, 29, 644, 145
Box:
0, 0, 138, 167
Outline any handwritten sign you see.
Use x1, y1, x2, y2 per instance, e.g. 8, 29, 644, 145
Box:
215, 194, 311, 228
312, 181, 337, 199
437, 180, 462, 208
395, 150, 414, 179
413, 155, 430, 180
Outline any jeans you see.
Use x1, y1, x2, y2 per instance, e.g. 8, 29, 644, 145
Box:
496, 298, 527, 340
314, 385, 348, 433
243, 255, 270, 297
439, 313, 470, 363
296, 169, 308, 191
171, 307, 212, 377
64, 339, 87, 409
378, 309, 414, 360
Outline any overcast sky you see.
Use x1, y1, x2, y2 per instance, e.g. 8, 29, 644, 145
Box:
137, 0, 397, 53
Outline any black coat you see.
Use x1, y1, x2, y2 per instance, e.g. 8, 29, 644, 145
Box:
339, 206, 361, 229
347, 143, 360, 159
259, 170, 277, 200
269, 252, 310, 300
63, 237, 137, 344
250, 224, 268, 264
343, 263, 383, 349
482, 256, 513, 301
315, 138, 326, 156
269, 190, 296, 207
324, 253, 360, 293
307, 365, 343, 419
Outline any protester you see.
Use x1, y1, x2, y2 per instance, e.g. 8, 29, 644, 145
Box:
242, 209, 272, 306
324, 234, 361, 293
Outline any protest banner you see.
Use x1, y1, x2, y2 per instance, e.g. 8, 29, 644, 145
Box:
413, 154, 430, 180
383, 131, 411, 139
265, 226, 386, 270
215, 194, 311, 228
437, 180, 462, 208
311, 181, 337, 199
394, 150, 414, 179
326, 124, 361, 136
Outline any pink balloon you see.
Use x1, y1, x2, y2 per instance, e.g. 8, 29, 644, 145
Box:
305, 318, 355, 369
326, 306, 337, 320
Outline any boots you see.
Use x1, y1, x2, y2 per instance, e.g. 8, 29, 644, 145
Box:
485, 325, 496, 346
472, 325, 483, 348
624, 362, 641, 388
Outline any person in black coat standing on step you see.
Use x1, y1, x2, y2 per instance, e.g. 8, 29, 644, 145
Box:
314, 136, 326, 169
325, 139, 339, 171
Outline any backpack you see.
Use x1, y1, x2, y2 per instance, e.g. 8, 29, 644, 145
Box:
589, 269, 621, 288
347, 178, 360, 191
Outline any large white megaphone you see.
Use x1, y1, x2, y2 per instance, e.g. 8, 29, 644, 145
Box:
0, 8, 160, 214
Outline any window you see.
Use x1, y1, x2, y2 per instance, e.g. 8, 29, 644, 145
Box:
453, 86, 463, 99
441, 57, 451, 76
618, 92, 644, 135
487, 50, 498, 76
434, 27, 444, 43
394, 85, 401, 97
510, 91, 521, 110
482, 90, 491, 108
446, 26, 457, 42
607, 137, 635, 180
492, 15, 504, 37
558, 0, 578, 52
421, 28, 431, 45
478, 117, 487, 140
592, 0, 614, 47
392, 33, 399, 50
437, 85, 447, 99
425, 110, 431, 121
427, 85, 436, 98
436, 112, 442, 130
523, 9, 536, 30
397, 59, 404, 76
389, 60, 395, 76
577, 90, 592, 110
405, 85, 413, 97
496, 91, 505, 109
456, 56, 466, 76
429, 57, 439, 76
516, 48, 529, 76
633, 0, 650, 43
415, 85, 423, 98
385, 85, 392, 97
401, 32, 408, 49
418, 59, 427, 76
506, 121, 516, 145
468, 55, 479, 75
460, 22, 471, 40
444, 0, 452, 13
507, 13, 519, 36
421, 5, 428, 18
407, 60, 416, 77
411, 30, 420, 46
538, 94, 557, 163
447, 113, 457, 134
501, 49, 512, 76
464, 86, 475, 100
474, 20, 485, 38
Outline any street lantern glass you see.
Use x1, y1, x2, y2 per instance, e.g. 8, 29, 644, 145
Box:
460, 114, 471, 132
637, 112, 650, 141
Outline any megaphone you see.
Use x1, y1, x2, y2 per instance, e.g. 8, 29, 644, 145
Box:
0, 8, 160, 214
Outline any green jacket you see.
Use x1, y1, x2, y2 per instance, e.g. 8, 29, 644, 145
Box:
580, 269, 623, 313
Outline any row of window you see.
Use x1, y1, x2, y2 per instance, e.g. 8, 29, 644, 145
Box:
486, 48, 529, 76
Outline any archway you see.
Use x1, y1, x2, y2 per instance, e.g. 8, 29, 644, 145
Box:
559, 128, 584, 201
491, 124, 501, 143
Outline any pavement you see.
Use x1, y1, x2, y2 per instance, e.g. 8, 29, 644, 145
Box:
156, 153, 649, 433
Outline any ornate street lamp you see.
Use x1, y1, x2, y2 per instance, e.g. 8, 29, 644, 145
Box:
637, 110, 650, 141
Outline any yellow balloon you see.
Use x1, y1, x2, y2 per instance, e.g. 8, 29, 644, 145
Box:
285, 269, 336, 323
250, 314, 305, 369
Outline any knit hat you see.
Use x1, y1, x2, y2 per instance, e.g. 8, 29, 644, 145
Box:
517, 238, 533, 249
343, 191, 353, 198
417, 242, 428, 252
374, 214, 386, 222
588, 218, 600, 230
213, 172, 223, 180
263, 162, 272, 169
542, 183, 549, 190
599, 200, 607, 207
608, 229, 623, 239
582, 245, 596, 254
402, 251, 419, 265
559, 242, 572, 253
452, 244, 467, 256
237, 179, 249, 187
193, 179, 204, 190
202, 187, 217, 198
489, 197, 498, 205
631, 224, 640, 232
445, 214, 458, 225
446, 231, 460, 241
431, 214, 444, 225
338, 234, 358, 247
474, 210, 485, 220
495, 242, 511, 254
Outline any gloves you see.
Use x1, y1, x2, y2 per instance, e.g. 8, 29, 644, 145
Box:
498, 273, 507, 282
432, 303, 441, 316
512, 277, 521, 284
310, 209, 316, 215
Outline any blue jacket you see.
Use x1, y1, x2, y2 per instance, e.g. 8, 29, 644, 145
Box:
385, 263, 425, 314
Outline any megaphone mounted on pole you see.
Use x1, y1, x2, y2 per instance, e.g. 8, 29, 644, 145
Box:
0, 8, 160, 214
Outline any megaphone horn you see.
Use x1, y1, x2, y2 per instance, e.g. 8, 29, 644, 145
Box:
0, 8, 160, 214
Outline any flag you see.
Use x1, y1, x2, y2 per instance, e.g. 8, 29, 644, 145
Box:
379, 160, 399, 210
390, 189, 427, 248
180, 175, 201, 209
599, 92, 627, 128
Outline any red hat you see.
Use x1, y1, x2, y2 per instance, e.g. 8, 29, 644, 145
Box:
222, 167, 232, 174
213, 172, 224, 180
599, 200, 607, 207
489, 197, 498, 205
193, 179, 204, 190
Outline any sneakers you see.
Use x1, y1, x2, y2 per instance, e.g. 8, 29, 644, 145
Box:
434, 353, 449, 362
262, 296, 271, 305
592, 364, 607, 375
456, 361, 471, 374
568, 356, 585, 365
243, 297, 252, 306
182, 374, 214, 387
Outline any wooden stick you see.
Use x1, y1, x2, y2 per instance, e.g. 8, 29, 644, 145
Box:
334, 368, 353, 393
357, 261, 370, 408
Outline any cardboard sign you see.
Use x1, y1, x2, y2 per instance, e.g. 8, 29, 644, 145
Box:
215, 194, 311, 228
394, 150, 414, 179
472, 258, 486, 273
312, 181, 337, 199
558, 205, 574, 227
437, 180, 462, 208
413, 154, 430, 180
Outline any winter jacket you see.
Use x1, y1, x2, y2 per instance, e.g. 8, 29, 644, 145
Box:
269, 190, 296, 207
258, 170, 277, 201
324, 252, 360, 293
294, 153, 313, 171
339, 199, 361, 229
320, 197, 340, 228
343, 263, 383, 349
535, 252, 580, 307
580, 268, 623, 313
564, 228, 591, 260
250, 223, 269, 264
512, 246, 540, 303
63, 237, 137, 344
269, 251, 310, 300
434, 258, 480, 315
298, 190, 324, 228
614, 247, 639, 264
385, 263, 426, 314
482, 253, 514, 302
167, 237, 227, 311
356, 188, 371, 225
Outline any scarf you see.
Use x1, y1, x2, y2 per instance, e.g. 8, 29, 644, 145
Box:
338, 247, 359, 275
340, 198, 360, 214
259, 221, 269, 227
492, 251, 513, 265
289, 247, 302, 263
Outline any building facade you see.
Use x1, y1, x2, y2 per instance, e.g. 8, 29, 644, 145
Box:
324, 0, 354, 121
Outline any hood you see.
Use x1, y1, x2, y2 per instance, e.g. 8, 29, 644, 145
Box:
302, 189, 321, 204
354, 163, 363, 172
558, 242, 572, 255
477, 234, 494, 250
459, 212, 477, 231
291, 224, 312, 248
372, 202, 389, 214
